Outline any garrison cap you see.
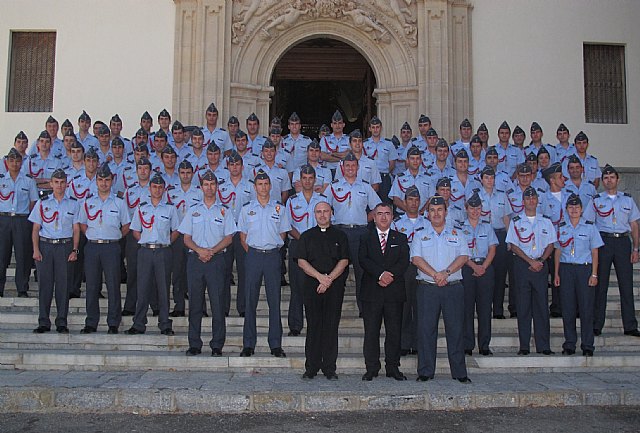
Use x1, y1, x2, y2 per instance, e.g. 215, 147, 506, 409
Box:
391, 135, 400, 148
498, 121, 510, 132
542, 162, 563, 181
38, 130, 51, 140
70, 140, 84, 151
178, 159, 193, 170
455, 148, 469, 160
575, 131, 588, 142
62, 118, 73, 128
206, 142, 221, 153
480, 165, 495, 177
319, 124, 330, 134
141, 111, 153, 121
470, 134, 482, 145
96, 162, 112, 178
158, 109, 170, 119
567, 154, 582, 166
235, 129, 247, 139
537, 146, 550, 157
64, 129, 76, 138
136, 127, 149, 137
517, 163, 533, 174
161, 145, 176, 156
343, 151, 358, 162
426, 127, 438, 137
200, 169, 217, 183
477, 123, 488, 133
206, 102, 218, 113
110, 114, 122, 123
522, 186, 538, 198
557, 123, 569, 133
369, 116, 382, 125
566, 193, 582, 207
466, 192, 482, 207
436, 177, 451, 189
418, 114, 431, 124
191, 128, 204, 138
97, 124, 110, 136
254, 169, 270, 182
227, 116, 239, 125
246, 112, 259, 123
84, 148, 99, 160
6, 148, 23, 160
227, 151, 243, 164
134, 143, 149, 153
46, 115, 58, 124
428, 194, 446, 206
307, 139, 321, 150
154, 129, 167, 140
261, 138, 276, 150
288, 112, 301, 123
530, 122, 542, 132
407, 145, 422, 157
79, 110, 91, 122
51, 168, 67, 180
601, 164, 618, 177
485, 146, 499, 157
513, 125, 525, 136
331, 110, 343, 122
525, 152, 537, 162
435, 138, 448, 149
149, 172, 165, 185
171, 121, 184, 131
269, 127, 282, 136
111, 136, 124, 147
15, 131, 28, 141
137, 156, 151, 167
460, 118, 472, 128
299, 164, 316, 176
349, 129, 362, 139
270, 116, 282, 126
405, 185, 420, 199
401, 121, 412, 131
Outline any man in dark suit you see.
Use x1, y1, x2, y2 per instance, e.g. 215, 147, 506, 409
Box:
358, 202, 410, 381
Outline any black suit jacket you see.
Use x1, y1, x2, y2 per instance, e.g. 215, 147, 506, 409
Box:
358, 227, 409, 303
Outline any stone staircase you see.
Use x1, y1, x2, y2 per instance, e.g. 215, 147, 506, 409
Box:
1, 263, 639, 376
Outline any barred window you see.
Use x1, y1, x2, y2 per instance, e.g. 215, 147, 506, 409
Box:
7, 31, 56, 112
583, 44, 627, 124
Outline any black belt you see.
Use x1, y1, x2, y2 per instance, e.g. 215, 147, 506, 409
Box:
140, 243, 169, 249
189, 248, 226, 256
420, 280, 462, 287
471, 258, 486, 265
600, 231, 629, 238
88, 239, 120, 244
0, 212, 27, 217
335, 224, 367, 229
39, 237, 72, 244
248, 247, 279, 253
561, 262, 591, 267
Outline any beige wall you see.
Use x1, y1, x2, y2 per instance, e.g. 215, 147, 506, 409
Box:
471, 0, 640, 167
0, 0, 175, 151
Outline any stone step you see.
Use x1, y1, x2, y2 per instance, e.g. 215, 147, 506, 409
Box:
1, 348, 639, 374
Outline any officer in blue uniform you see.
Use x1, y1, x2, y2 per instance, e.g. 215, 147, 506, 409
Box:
411, 194, 471, 382
506, 186, 556, 355
179, 170, 236, 356
494, 121, 524, 178
237, 170, 291, 357
126, 172, 180, 335
0, 149, 38, 297
592, 164, 640, 337
321, 110, 351, 178
554, 194, 603, 356
78, 163, 130, 334
363, 116, 397, 203
461, 192, 498, 356
389, 146, 433, 216
29, 169, 80, 333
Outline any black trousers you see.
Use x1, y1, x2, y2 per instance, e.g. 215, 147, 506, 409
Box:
339, 225, 368, 315
84, 242, 121, 328
36, 241, 72, 328
513, 257, 551, 352
222, 233, 246, 316
288, 238, 304, 333
303, 275, 346, 375
400, 264, 418, 351
362, 298, 404, 373
462, 264, 494, 351
132, 247, 172, 332
559, 263, 595, 352
0, 215, 32, 295
492, 229, 508, 316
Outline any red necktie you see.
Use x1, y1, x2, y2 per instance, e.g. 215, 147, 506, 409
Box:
380, 232, 387, 253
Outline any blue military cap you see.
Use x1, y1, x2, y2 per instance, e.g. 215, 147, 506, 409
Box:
428, 194, 446, 206
460, 118, 472, 128
567, 154, 582, 166
436, 138, 448, 149
84, 148, 99, 160
407, 145, 422, 157
349, 129, 362, 139
480, 166, 495, 177
575, 131, 588, 142
319, 124, 330, 134
391, 135, 400, 148
97, 162, 112, 178
64, 129, 76, 139
557, 123, 569, 133
206, 102, 218, 113
530, 122, 542, 132
158, 109, 171, 119
485, 146, 498, 157
207, 142, 221, 153
228, 116, 240, 125
566, 193, 582, 207
51, 168, 67, 180
542, 162, 563, 181
111, 114, 122, 123
254, 169, 270, 182
79, 110, 91, 122
150, 172, 166, 185
343, 151, 358, 162
200, 169, 217, 183
307, 139, 321, 150
405, 185, 420, 199
235, 129, 248, 139
155, 129, 167, 140
601, 164, 617, 177
436, 177, 451, 189
299, 164, 316, 176
401, 121, 412, 131
455, 149, 469, 160
247, 112, 259, 123
141, 111, 153, 121
288, 112, 301, 123
331, 110, 343, 122
418, 114, 431, 124
270, 116, 282, 126
426, 128, 438, 137
262, 139, 276, 150
97, 124, 110, 136
477, 123, 488, 133
15, 131, 28, 141
369, 116, 382, 125
62, 118, 73, 129
46, 115, 58, 124
269, 127, 282, 136
537, 146, 550, 157
134, 143, 149, 153
161, 145, 176, 156
171, 121, 184, 131
522, 186, 538, 198
191, 128, 204, 138
227, 151, 243, 164
513, 125, 525, 136
137, 157, 152, 167
470, 135, 482, 145
466, 192, 482, 207
6, 148, 23, 160
38, 130, 51, 140
525, 152, 537, 162
70, 140, 84, 151
498, 121, 510, 132
517, 163, 533, 174
136, 128, 149, 137
111, 137, 125, 148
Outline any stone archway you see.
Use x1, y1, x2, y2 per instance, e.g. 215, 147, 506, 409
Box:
172, 0, 472, 140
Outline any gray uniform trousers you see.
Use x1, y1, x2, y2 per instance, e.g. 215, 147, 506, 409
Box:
0, 215, 32, 295
400, 264, 418, 351
416, 281, 467, 379
67, 233, 86, 297
595, 236, 638, 332
492, 229, 508, 316
513, 257, 551, 351
338, 225, 368, 315
287, 238, 304, 333
132, 247, 172, 332
36, 241, 72, 328
187, 252, 226, 350
222, 233, 246, 316
124, 232, 158, 313
84, 242, 121, 328
559, 264, 595, 352
170, 234, 187, 312
462, 264, 494, 351
242, 247, 282, 349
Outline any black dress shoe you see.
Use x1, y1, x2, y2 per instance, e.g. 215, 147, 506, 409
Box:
281, 278, 289, 286
33, 326, 50, 333
593, 329, 602, 336
203, 311, 209, 317
186, 347, 201, 356
288, 330, 301, 336
510, 312, 517, 318
456, 376, 472, 383
550, 311, 562, 318
493, 314, 506, 320
152, 310, 159, 317
68, 292, 80, 299
624, 329, 640, 337
479, 349, 493, 356
160, 328, 175, 336
107, 326, 119, 335
362, 371, 378, 381
98, 292, 105, 299
325, 372, 338, 380
464, 349, 473, 356
239, 312, 245, 318
410, 349, 418, 355
211, 348, 222, 357
386, 370, 407, 381
225, 312, 229, 317
240, 347, 254, 357
538, 349, 555, 355
80, 326, 97, 334
125, 327, 145, 335
271, 347, 286, 358
400, 349, 410, 357
562, 348, 575, 356
416, 375, 433, 382
56, 326, 69, 334
359, 312, 363, 318
517, 349, 530, 355
302, 371, 316, 379
169, 310, 185, 317
582, 349, 594, 357
18, 292, 29, 298
121, 310, 134, 317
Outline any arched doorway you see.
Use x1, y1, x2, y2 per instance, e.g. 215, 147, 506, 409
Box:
269, 38, 376, 137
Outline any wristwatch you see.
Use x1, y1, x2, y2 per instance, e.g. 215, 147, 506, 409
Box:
72, 249, 80, 254
445, 269, 451, 276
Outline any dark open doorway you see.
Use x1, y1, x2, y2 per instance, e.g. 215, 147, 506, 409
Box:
270, 38, 376, 138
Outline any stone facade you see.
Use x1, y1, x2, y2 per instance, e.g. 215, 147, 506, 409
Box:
172, 0, 473, 138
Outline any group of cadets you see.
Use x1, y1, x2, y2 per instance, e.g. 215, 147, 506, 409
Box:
1, 103, 640, 381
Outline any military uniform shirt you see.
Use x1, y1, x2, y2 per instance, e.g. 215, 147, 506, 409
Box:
291, 164, 332, 190
555, 219, 603, 264
28, 195, 80, 239
114, 163, 137, 195
76, 133, 99, 150
449, 174, 481, 211
124, 183, 151, 218
524, 143, 557, 164
66, 174, 98, 201
196, 165, 230, 187
467, 154, 486, 179
217, 177, 254, 222
282, 134, 312, 173
0, 172, 38, 214
494, 143, 525, 177
28, 153, 62, 180
286, 192, 329, 236
251, 163, 291, 203
77, 194, 130, 240
478, 188, 511, 230
410, 224, 470, 282
506, 213, 556, 259
184, 152, 209, 173
561, 152, 600, 184
237, 200, 291, 249
321, 134, 350, 170
363, 138, 398, 174
592, 191, 640, 233
335, 156, 381, 186
247, 135, 267, 157
555, 143, 575, 163
95, 147, 114, 165
130, 200, 179, 245
389, 170, 433, 212
167, 185, 203, 223
392, 214, 427, 246
202, 127, 233, 153
178, 201, 237, 249
326, 178, 381, 226
461, 219, 498, 259
426, 163, 456, 180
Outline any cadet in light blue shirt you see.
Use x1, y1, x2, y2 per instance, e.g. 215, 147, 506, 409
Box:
494, 121, 525, 177
29, 131, 63, 192
282, 112, 312, 173
202, 103, 233, 153
389, 146, 433, 215
563, 154, 598, 207
320, 110, 351, 174
561, 131, 601, 188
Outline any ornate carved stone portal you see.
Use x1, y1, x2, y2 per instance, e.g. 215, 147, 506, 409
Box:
173, 0, 472, 140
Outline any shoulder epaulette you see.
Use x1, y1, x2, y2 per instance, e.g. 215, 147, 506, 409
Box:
302, 135, 309, 139
558, 221, 566, 227
537, 188, 545, 193
219, 128, 226, 132
547, 144, 556, 148
624, 192, 632, 197
69, 196, 77, 201
0, 174, 4, 179
411, 137, 417, 141
496, 189, 504, 193
139, 201, 148, 206
242, 201, 251, 207
397, 172, 405, 177
319, 193, 327, 198
221, 204, 229, 209
362, 180, 370, 184
393, 215, 401, 222
481, 219, 491, 225
543, 215, 551, 219
512, 215, 521, 222
332, 179, 339, 184
276, 201, 283, 205
588, 180, 594, 185
415, 226, 424, 232
189, 202, 198, 208
506, 188, 514, 194
586, 220, 594, 225
115, 195, 124, 200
